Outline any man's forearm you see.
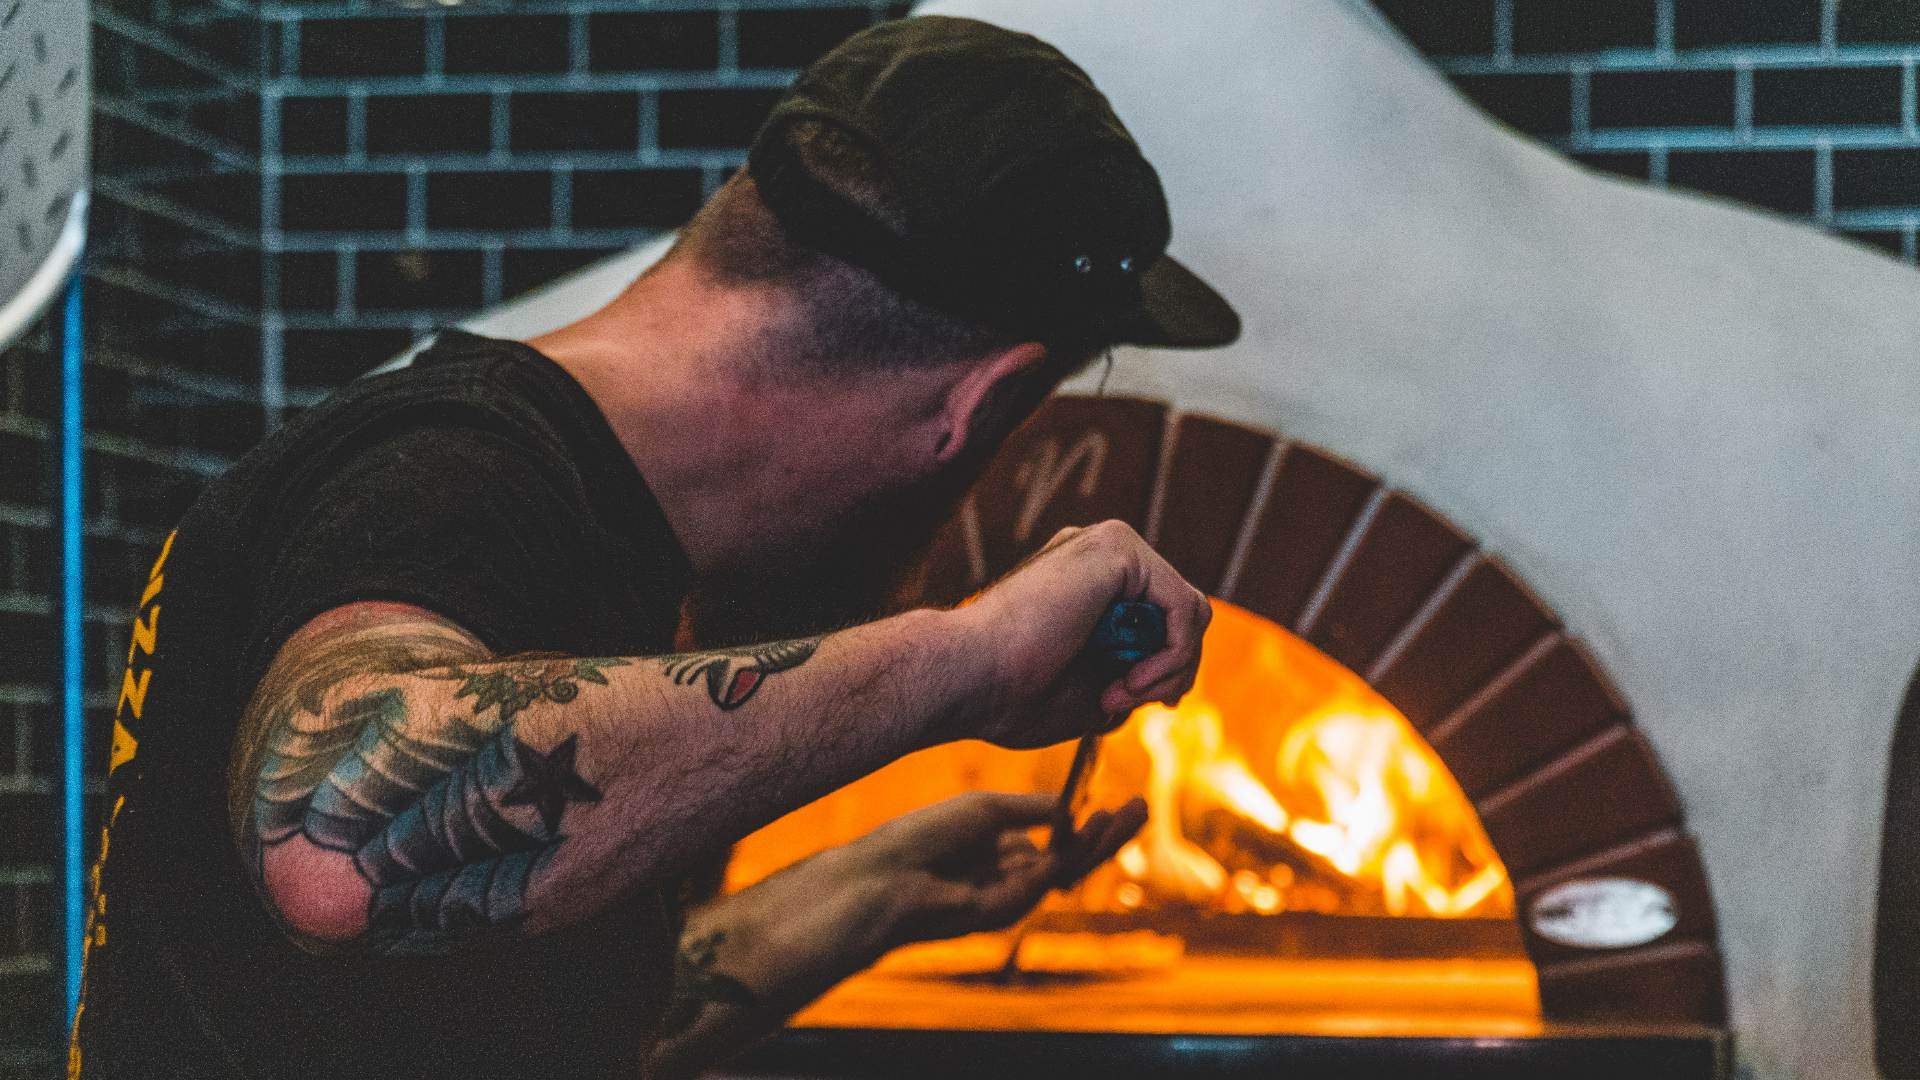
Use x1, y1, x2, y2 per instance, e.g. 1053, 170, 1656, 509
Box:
242, 605, 976, 952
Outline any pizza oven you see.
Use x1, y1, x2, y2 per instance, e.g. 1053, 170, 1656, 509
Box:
462, 2, 1920, 1075
717, 397, 1727, 1079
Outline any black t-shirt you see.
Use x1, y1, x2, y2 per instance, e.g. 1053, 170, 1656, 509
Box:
70, 330, 697, 1079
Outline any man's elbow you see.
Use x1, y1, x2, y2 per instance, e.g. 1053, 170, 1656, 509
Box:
259, 836, 373, 945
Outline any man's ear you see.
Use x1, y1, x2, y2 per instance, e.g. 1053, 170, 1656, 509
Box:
934, 341, 1049, 467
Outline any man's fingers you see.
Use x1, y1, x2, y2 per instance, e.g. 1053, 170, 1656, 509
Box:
969, 790, 1059, 827
1054, 798, 1148, 888
972, 856, 1056, 928
1121, 588, 1210, 701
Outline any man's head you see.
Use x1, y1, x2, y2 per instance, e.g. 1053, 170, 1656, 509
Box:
652, 131, 1098, 641
537, 16, 1237, 641
665, 112, 1107, 448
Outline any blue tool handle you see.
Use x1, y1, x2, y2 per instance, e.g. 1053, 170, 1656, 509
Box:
1091, 600, 1167, 665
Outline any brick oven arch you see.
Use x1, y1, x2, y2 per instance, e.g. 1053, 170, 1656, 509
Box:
910, 395, 1726, 1027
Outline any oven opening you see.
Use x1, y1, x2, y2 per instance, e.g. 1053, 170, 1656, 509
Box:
726, 599, 1541, 1035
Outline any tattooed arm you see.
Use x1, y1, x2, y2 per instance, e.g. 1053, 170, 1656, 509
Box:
232, 600, 938, 953
230, 519, 1209, 954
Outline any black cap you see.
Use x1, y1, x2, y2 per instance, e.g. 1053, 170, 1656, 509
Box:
745, 15, 1240, 350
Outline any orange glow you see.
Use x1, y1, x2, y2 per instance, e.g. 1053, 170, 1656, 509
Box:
730, 599, 1510, 924
1071, 600, 1511, 920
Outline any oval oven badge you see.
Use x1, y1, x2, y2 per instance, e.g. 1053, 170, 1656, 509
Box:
1527, 877, 1678, 950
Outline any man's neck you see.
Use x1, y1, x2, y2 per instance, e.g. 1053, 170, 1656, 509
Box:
525, 258, 939, 579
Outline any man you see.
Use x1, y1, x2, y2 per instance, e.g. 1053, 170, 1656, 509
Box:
70, 14, 1240, 1080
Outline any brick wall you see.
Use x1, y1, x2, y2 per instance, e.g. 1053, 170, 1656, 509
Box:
262, 0, 908, 405
1, 0, 263, 1070
1377, 0, 1920, 262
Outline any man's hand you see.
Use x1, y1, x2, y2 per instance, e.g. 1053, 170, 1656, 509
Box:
848, 791, 1148, 947
648, 791, 1146, 1079
956, 519, 1212, 749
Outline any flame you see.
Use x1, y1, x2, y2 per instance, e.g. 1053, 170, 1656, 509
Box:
727, 597, 1510, 923
1092, 600, 1512, 919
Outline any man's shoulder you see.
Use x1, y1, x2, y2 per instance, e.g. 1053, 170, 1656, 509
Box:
243, 334, 584, 497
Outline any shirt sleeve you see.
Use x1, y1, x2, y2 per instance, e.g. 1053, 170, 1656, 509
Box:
240, 419, 591, 683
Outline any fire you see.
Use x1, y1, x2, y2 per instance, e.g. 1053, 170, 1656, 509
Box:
727, 598, 1510, 924
1083, 600, 1511, 920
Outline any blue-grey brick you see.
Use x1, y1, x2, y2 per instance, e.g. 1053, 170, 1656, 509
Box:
1676, 0, 1820, 46
19, 701, 52, 779
658, 88, 783, 149
444, 14, 571, 76
85, 533, 144, 608
280, 173, 409, 232
5, 524, 48, 595
1591, 69, 1736, 128
188, 97, 263, 154
1670, 149, 1818, 215
1515, 0, 1657, 53
298, 18, 426, 78
1838, 0, 1920, 42
570, 168, 704, 229
148, 172, 263, 234
737, 8, 873, 70
588, 11, 720, 72
283, 328, 419, 389
1449, 72, 1574, 136
278, 251, 341, 312
510, 92, 640, 154
428, 172, 552, 231
355, 249, 486, 312
280, 97, 350, 157
1572, 151, 1653, 181
17, 881, 52, 955
1, 432, 49, 508
147, 400, 259, 462
1752, 67, 1903, 128
111, 459, 204, 536
1833, 148, 1920, 211
1371, 0, 1497, 56
0, 970, 59, 1061
366, 94, 493, 157
0, 611, 53, 685
1843, 229, 1910, 260
502, 247, 620, 300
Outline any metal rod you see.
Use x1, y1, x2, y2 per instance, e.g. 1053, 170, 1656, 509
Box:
55, 266, 86, 1024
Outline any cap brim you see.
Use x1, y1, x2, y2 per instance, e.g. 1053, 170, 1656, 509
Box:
1112, 253, 1241, 349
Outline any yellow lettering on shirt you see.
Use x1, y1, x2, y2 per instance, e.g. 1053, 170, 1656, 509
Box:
71, 529, 177, 1079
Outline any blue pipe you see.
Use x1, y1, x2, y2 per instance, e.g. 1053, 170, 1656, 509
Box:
57, 267, 85, 1023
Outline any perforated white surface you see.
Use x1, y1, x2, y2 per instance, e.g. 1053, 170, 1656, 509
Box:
0, 0, 86, 348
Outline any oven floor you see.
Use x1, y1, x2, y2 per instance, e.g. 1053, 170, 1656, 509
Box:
717, 957, 1727, 1079
788, 955, 1540, 1036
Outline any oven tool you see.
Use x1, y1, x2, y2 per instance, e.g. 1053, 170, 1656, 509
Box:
996, 599, 1167, 981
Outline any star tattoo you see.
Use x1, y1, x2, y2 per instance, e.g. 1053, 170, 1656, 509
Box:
499, 733, 602, 837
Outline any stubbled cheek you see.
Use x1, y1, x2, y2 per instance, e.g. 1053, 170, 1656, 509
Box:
261, 837, 372, 942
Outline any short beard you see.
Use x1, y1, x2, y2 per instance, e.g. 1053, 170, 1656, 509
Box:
680, 357, 1073, 648
681, 431, 1004, 648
